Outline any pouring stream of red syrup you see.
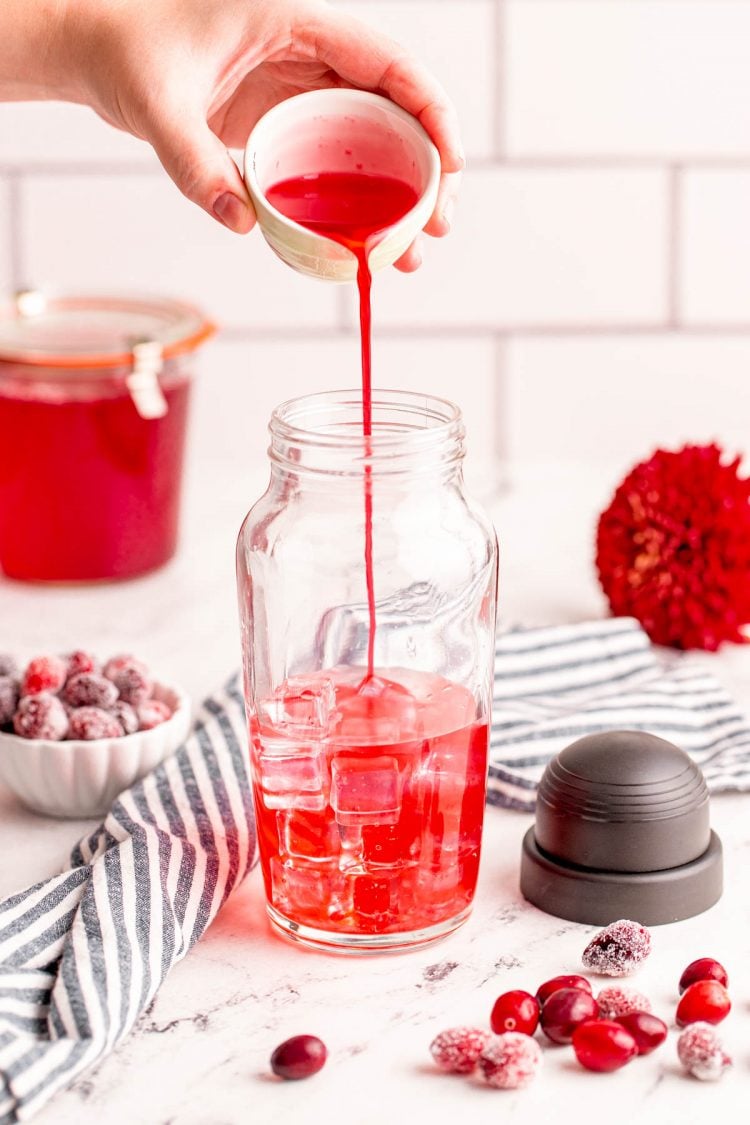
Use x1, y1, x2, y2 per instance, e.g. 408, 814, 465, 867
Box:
265, 172, 420, 682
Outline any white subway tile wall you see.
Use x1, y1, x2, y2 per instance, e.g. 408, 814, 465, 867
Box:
1, 0, 749, 486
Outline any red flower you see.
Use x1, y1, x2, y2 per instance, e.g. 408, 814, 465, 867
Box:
596, 444, 750, 650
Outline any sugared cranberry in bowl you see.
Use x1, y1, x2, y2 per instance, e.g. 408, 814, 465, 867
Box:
0, 652, 190, 818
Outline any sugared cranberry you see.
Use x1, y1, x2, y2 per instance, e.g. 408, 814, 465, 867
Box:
0, 676, 19, 726
596, 986, 652, 1020
13, 693, 68, 740
63, 673, 118, 710
110, 701, 138, 735
582, 919, 652, 977
540, 987, 599, 1045
572, 1020, 638, 1073
68, 707, 123, 741
270, 1034, 327, 1080
536, 974, 592, 1007
104, 655, 152, 705
0, 655, 19, 678
65, 651, 99, 679
21, 656, 67, 697
478, 1032, 542, 1089
679, 957, 729, 994
136, 699, 172, 730
429, 1027, 490, 1074
490, 990, 540, 1036
614, 1012, 668, 1055
676, 980, 731, 1027
677, 1022, 732, 1081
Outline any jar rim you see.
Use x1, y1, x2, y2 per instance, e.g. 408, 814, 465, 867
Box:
269, 389, 465, 475
0, 292, 215, 370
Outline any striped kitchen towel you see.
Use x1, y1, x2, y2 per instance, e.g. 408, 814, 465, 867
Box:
2, 618, 749, 1120
488, 617, 750, 811
0, 679, 256, 1124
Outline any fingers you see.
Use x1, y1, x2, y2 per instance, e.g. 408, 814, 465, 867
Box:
423, 170, 462, 238
147, 105, 256, 233
393, 237, 423, 273
305, 8, 465, 175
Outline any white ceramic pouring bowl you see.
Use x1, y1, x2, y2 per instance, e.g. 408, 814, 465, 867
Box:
244, 89, 441, 282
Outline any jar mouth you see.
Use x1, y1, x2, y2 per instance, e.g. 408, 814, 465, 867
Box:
269, 389, 465, 475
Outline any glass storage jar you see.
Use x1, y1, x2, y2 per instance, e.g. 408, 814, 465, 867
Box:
236, 390, 498, 953
0, 293, 213, 582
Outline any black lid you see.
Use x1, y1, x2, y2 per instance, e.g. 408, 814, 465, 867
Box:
520, 730, 723, 926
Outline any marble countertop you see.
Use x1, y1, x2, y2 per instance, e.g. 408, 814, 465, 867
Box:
1, 460, 748, 1124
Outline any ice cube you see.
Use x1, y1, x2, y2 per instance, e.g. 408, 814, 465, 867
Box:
257, 746, 326, 811
278, 808, 340, 863
331, 756, 402, 826
335, 676, 420, 743
258, 675, 336, 738
271, 858, 329, 913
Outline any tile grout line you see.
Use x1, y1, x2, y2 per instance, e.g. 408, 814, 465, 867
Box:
492, 333, 511, 492
667, 163, 683, 329
6, 171, 23, 292
5, 157, 750, 176
493, 0, 507, 161
216, 323, 750, 343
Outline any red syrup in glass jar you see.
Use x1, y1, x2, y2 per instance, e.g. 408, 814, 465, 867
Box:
258, 173, 489, 938
0, 373, 190, 581
252, 667, 488, 935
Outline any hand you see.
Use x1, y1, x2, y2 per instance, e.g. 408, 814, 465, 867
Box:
68, 0, 464, 270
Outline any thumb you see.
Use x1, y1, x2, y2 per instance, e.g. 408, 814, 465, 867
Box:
148, 109, 255, 234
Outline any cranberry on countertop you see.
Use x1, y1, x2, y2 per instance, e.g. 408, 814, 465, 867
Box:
270, 1035, 327, 1080
540, 987, 600, 1045
679, 958, 729, 994
676, 981, 731, 1027
490, 990, 540, 1036
536, 975, 592, 1007
573, 1020, 638, 1073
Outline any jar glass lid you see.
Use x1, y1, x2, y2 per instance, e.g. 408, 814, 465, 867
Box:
0, 292, 214, 368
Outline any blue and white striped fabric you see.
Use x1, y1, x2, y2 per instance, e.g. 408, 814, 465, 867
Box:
0, 679, 255, 1124
1, 618, 749, 1121
488, 618, 750, 811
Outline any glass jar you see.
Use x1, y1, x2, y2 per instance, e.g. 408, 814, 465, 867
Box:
236, 390, 498, 953
0, 293, 213, 582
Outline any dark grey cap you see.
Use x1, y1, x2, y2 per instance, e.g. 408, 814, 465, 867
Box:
519, 731, 723, 926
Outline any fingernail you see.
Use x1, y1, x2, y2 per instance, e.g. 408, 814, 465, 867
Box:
213, 191, 250, 233
442, 198, 455, 231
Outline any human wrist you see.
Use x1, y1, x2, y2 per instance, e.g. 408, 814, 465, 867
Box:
0, 0, 86, 102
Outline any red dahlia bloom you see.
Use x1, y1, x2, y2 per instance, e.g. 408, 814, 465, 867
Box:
596, 444, 750, 650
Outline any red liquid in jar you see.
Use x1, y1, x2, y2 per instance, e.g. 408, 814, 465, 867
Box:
266, 172, 420, 678
0, 372, 190, 581
252, 667, 488, 936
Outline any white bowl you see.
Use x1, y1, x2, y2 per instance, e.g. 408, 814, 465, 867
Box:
0, 682, 190, 819
244, 89, 441, 281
